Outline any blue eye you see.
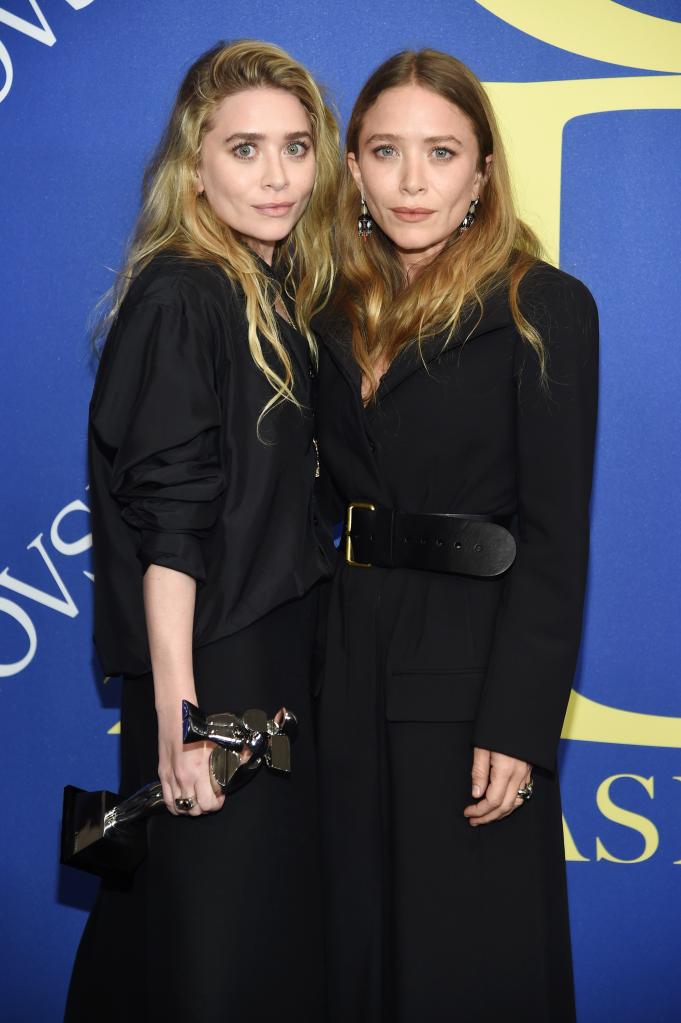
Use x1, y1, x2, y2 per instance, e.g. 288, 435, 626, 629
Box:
285, 140, 310, 157
432, 147, 454, 160
374, 145, 396, 158
232, 142, 256, 160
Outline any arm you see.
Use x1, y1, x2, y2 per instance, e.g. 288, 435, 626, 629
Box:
144, 564, 223, 815
95, 274, 228, 812
465, 269, 599, 821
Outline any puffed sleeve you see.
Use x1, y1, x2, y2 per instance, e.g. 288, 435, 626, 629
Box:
91, 276, 226, 582
472, 267, 599, 771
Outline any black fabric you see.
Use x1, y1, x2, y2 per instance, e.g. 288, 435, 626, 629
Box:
314, 261, 598, 1021
89, 252, 334, 677
65, 588, 325, 1023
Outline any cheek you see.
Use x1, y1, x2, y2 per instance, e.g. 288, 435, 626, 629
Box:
439, 165, 477, 208
363, 165, 395, 206
296, 158, 317, 197
216, 167, 255, 209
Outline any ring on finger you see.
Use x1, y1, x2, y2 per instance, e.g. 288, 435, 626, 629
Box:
175, 796, 195, 812
517, 778, 534, 802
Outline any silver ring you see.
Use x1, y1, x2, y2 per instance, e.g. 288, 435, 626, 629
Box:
175, 796, 195, 812
517, 779, 534, 802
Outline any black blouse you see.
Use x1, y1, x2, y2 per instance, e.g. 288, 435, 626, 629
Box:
89, 253, 333, 677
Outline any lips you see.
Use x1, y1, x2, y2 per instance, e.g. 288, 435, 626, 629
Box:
391, 207, 436, 222
253, 203, 295, 216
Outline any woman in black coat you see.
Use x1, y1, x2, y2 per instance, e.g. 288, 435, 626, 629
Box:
66, 41, 339, 1022
315, 50, 598, 1022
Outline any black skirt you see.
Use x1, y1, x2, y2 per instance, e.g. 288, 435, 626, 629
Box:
65, 586, 324, 1023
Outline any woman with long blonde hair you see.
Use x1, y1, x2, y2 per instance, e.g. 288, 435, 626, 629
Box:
315, 49, 598, 1021
66, 40, 339, 1022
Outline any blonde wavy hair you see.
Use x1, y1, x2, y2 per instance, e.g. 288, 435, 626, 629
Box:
98, 40, 340, 423
336, 49, 545, 397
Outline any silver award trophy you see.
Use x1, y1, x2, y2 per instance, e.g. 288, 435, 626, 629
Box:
60, 700, 297, 879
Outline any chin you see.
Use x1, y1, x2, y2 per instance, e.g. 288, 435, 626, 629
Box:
249, 220, 298, 244
389, 229, 441, 253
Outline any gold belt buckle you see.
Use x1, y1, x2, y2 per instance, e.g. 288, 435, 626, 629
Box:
345, 502, 376, 568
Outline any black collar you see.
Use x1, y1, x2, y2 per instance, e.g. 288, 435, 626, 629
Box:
318, 285, 512, 402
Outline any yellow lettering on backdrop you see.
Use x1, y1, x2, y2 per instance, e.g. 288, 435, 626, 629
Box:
484, 75, 681, 266
476, 0, 681, 73
562, 689, 681, 748
596, 774, 659, 863
563, 815, 590, 862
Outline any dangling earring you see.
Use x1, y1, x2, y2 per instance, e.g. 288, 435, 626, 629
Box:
358, 194, 373, 240
459, 196, 480, 234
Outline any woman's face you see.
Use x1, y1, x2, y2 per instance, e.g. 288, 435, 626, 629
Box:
197, 87, 316, 264
348, 83, 490, 273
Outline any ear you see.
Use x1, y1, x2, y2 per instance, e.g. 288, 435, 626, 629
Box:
195, 166, 205, 196
475, 154, 493, 194
347, 152, 363, 195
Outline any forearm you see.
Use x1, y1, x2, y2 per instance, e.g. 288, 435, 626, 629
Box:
143, 563, 198, 719
142, 564, 222, 815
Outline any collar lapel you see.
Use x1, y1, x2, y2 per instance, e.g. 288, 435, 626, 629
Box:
377, 287, 512, 401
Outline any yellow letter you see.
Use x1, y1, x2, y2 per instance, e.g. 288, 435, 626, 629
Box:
563, 814, 590, 862
476, 0, 681, 73
596, 774, 658, 863
484, 75, 681, 266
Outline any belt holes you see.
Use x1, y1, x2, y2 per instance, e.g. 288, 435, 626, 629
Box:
435, 538, 444, 547
455, 541, 462, 550
474, 543, 483, 553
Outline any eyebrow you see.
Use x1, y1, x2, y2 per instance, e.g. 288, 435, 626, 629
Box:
223, 130, 313, 143
365, 132, 463, 146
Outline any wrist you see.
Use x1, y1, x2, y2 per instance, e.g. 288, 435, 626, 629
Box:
154, 678, 197, 718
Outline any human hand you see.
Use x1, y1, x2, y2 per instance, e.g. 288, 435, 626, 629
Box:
156, 701, 225, 818
463, 747, 532, 826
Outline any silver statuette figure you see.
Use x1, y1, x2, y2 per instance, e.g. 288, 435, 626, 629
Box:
60, 701, 298, 878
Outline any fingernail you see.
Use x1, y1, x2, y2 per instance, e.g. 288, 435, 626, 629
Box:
472, 785, 481, 798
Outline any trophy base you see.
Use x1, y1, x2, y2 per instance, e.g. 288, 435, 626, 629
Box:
61, 786, 148, 879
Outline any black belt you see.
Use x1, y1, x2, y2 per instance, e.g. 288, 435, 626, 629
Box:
344, 503, 516, 578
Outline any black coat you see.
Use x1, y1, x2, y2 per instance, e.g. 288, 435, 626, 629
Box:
314, 261, 598, 1022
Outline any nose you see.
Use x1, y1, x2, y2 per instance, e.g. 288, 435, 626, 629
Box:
262, 149, 288, 192
399, 153, 426, 196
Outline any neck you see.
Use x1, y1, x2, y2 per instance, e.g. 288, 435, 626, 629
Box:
244, 237, 275, 266
395, 237, 447, 284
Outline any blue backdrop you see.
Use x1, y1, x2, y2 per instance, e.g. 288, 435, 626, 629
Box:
1, 2, 680, 1020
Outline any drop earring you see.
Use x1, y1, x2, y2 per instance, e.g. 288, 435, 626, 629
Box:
459, 196, 479, 234
358, 194, 373, 240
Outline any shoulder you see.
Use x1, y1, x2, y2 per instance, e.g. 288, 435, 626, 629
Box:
122, 252, 240, 320
518, 260, 598, 326
101, 255, 240, 373
107, 253, 245, 364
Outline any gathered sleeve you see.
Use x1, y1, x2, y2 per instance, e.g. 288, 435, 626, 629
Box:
92, 278, 226, 583
472, 268, 599, 771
